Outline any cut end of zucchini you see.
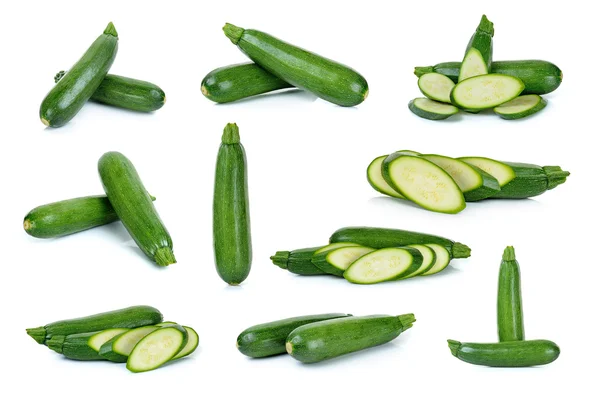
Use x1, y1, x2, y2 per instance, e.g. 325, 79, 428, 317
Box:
418, 73, 455, 103
477, 15, 494, 36
154, 247, 176, 267
544, 166, 570, 190
413, 66, 434, 78
26, 327, 47, 344
502, 246, 515, 261
285, 341, 293, 355
408, 98, 459, 121
452, 242, 471, 259
494, 95, 547, 120
398, 314, 416, 331
41, 117, 50, 127
270, 251, 290, 269
447, 339, 461, 357
54, 70, 66, 84
222, 123, 240, 144
47, 335, 65, 353
451, 74, 525, 110
104, 22, 118, 38
223, 23, 244, 45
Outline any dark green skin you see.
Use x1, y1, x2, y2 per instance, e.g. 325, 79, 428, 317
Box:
213, 124, 252, 285
461, 164, 501, 201
202, 63, 293, 103
287, 314, 415, 363
47, 332, 104, 361
415, 60, 563, 95
40, 23, 118, 127
448, 339, 560, 367
492, 162, 570, 199
98, 151, 176, 266
237, 313, 351, 358
26, 305, 163, 344
329, 227, 471, 259
223, 24, 368, 107
461, 15, 494, 76
270, 246, 328, 276
498, 247, 524, 342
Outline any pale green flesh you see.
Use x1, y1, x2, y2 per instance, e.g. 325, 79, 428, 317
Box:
367, 156, 405, 198
452, 74, 524, 110
173, 327, 199, 359
418, 73, 455, 103
345, 248, 415, 284
459, 48, 488, 82
421, 244, 451, 276
414, 98, 459, 115
114, 326, 159, 356
421, 154, 483, 192
403, 244, 436, 278
327, 246, 375, 270
459, 157, 516, 187
494, 94, 541, 114
315, 242, 361, 254
88, 328, 128, 352
127, 328, 185, 372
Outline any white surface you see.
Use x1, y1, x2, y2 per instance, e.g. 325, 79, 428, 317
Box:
1, 1, 597, 403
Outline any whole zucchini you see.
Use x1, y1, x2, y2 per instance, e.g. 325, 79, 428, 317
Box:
98, 151, 176, 266
447, 339, 560, 367
223, 23, 368, 107
40, 22, 118, 127
270, 246, 328, 276
498, 246, 524, 342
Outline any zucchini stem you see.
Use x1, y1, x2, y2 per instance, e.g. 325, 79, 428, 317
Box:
104, 22, 118, 38
222, 123, 240, 144
543, 166, 570, 190
476, 15, 494, 36
155, 247, 176, 267
413, 66, 434, 77
452, 242, 471, 259
502, 246, 516, 261
447, 339, 461, 357
223, 23, 244, 45
26, 327, 47, 344
398, 314, 416, 331
270, 251, 290, 269
47, 335, 66, 353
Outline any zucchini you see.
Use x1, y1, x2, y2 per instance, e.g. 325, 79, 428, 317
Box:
382, 154, 466, 214
311, 246, 375, 277
458, 15, 494, 82
450, 74, 524, 111
236, 313, 352, 358
223, 23, 368, 107
314, 242, 361, 253
99, 151, 176, 266
418, 73, 455, 103
402, 244, 436, 277
329, 226, 471, 259
126, 325, 188, 372
458, 157, 515, 187
421, 244, 451, 276
99, 325, 160, 363
286, 314, 415, 363
26, 305, 163, 344
367, 156, 405, 198
420, 154, 501, 201
447, 339, 560, 367
408, 98, 459, 120
493, 94, 547, 120
271, 246, 328, 276
344, 247, 423, 284
23, 194, 155, 239
498, 247, 524, 342
201, 62, 293, 103
40, 23, 118, 127
213, 123, 252, 285
173, 326, 199, 360
48, 328, 128, 360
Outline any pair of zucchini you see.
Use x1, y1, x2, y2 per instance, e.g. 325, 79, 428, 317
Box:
448, 247, 560, 367
237, 313, 415, 363
368, 150, 569, 214
201, 24, 368, 106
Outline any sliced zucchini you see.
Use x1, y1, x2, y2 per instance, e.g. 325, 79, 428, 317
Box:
99, 325, 159, 363
313, 243, 361, 254
344, 247, 423, 284
450, 74, 525, 110
402, 244, 436, 278
312, 246, 375, 277
493, 94, 547, 120
395, 150, 421, 156
458, 157, 516, 187
126, 326, 188, 373
173, 326, 199, 360
87, 328, 128, 352
409, 98, 459, 120
418, 73, 455, 103
458, 15, 494, 82
421, 244, 451, 276
459, 48, 488, 82
367, 156, 405, 199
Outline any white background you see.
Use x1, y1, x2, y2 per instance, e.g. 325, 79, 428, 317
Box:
1, 0, 598, 402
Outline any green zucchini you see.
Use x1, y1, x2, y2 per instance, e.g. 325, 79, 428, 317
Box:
458, 15, 494, 82
312, 246, 375, 277
223, 23, 368, 107
498, 247, 524, 342
447, 339, 560, 367
40, 22, 118, 127
418, 73, 455, 103
344, 247, 423, 284
367, 155, 405, 198
23, 194, 155, 239
271, 246, 328, 276
458, 157, 515, 187
314, 243, 361, 253
286, 314, 415, 363
126, 325, 188, 372
48, 328, 128, 360
493, 94, 547, 120
173, 326, 199, 360
408, 98, 459, 120
451, 74, 524, 111
236, 313, 352, 358
54, 70, 165, 112
98, 151, 176, 266
99, 325, 160, 363
26, 305, 162, 344
213, 123, 252, 285
403, 244, 436, 277
201, 62, 293, 103
330, 226, 471, 259
421, 244, 451, 276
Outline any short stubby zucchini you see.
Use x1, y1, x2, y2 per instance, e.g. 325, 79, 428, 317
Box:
344, 247, 424, 284
99, 325, 160, 363
286, 314, 415, 363
418, 73, 455, 103
223, 23, 368, 107
447, 339, 560, 367
367, 155, 405, 198
271, 246, 328, 276
493, 94, 547, 120
126, 325, 188, 372
498, 246, 524, 342
458, 15, 494, 82
408, 98, 459, 120
237, 313, 352, 358
40, 22, 118, 127
312, 246, 375, 277
450, 74, 524, 111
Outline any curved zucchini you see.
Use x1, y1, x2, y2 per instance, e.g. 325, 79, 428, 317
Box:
447, 339, 560, 367
237, 313, 352, 358
493, 94, 547, 120
367, 155, 405, 198
408, 98, 459, 120
418, 73, 455, 103
451, 74, 524, 111
458, 15, 494, 82
40, 23, 118, 127
126, 325, 188, 373
99, 325, 160, 363
498, 247, 524, 342
286, 314, 415, 363
312, 246, 375, 277
271, 246, 328, 276
98, 151, 176, 266
213, 123, 252, 285
344, 247, 423, 284
223, 23, 368, 107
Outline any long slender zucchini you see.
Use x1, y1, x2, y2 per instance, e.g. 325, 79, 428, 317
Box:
312, 246, 375, 277
458, 15, 494, 82
99, 325, 159, 363
202, 62, 293, 103
237, 313, 352, 358
493, 94, 547, 120
26, 305, 163, 344
98, 151, 176, 266
213, 123, 252, 285
329, 227, 471, 259
286, 314, 415, 363
344, 248, 423, 284
414, 60, 563, 95
450, 74, 524, 111
48, 328, 128, 360
498, 247, 524, 342
223, 24, 368, 107
447, 339, 560, 367
40, 23, 118, 127
127, 325, 188, 372
271, 246, 328, 276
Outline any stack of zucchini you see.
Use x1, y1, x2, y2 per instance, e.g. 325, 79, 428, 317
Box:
367, 150, 569, 214
409, 15, 562, 120
27, 306, 198, 373
271, 227, 471, 284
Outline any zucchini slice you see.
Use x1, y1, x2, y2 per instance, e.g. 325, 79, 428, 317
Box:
418, 73, 455, 103
421, 244, 451, 276
173, 326, 199, 360
402, 244, 436, 278
458, 157, 516, 187
99, 325, 159, 363
409, 98, 459, 120
493, 94, 547, 120
314, 243, 361, 254
367, 156, 405, 198
312, 246, 375, 277
344, 247, 423, 284
450, 74, 525, 110
126, 326, 188, 373
382, 155, 466, 214
88, 328, 129, 352
459, 49, 488, 82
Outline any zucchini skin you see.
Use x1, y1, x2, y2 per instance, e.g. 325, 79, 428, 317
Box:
98, 151, 176, 266
40, 23, 118, 127
414, 60, 562, 95
461, 15, 494, 76
493, 162, 570, 199
47, 332, 104, 361
26, 305, 163, 344
223, 24, 368, 107
271, 246, 328, 276
329, 227, 471, 259
213, 123, 252, 285
462, 163, 501, 201
498, 247, 524, 342
286, 314, 415, 363
236, 313, 352, 358
447, 339, 560, 367
202, 63, 293, 103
